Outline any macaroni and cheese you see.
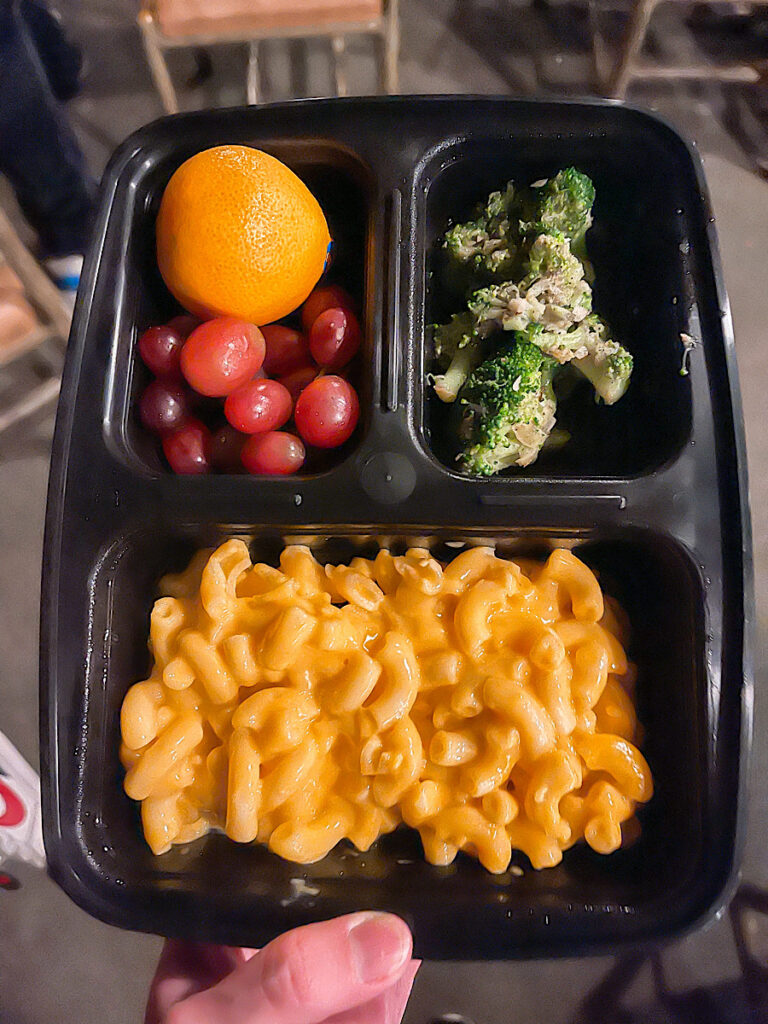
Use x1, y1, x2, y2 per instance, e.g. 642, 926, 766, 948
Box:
120, 541, 653, 872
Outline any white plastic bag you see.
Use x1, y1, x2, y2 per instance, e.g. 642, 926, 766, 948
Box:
0, 730, 45, 870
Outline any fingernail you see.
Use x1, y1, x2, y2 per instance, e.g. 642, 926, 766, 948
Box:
348, 912, 410, 984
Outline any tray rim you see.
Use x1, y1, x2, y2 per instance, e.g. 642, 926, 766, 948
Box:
40, 94, 754, 959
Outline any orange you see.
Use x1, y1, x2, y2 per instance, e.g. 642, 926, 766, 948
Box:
156, 145, 331, 326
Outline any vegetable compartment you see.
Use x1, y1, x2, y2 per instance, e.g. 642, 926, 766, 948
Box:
415, 134, 695, 479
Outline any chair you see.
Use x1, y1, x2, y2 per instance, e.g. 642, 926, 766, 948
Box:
0, 207, 70, 435
590, 0, 768, 96
138, 0, 400, 113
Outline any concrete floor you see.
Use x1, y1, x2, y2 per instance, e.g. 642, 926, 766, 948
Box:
1, 1, 768, 1021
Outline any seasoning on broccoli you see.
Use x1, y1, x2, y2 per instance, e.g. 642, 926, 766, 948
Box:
516, 316, 633, 405
468, 234, 591, 336
458, 341, 558, 474
430, 168, 632, 474
443, 182, 520, 281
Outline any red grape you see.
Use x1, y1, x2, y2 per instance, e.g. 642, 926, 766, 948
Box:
165, 314, 199, 339
279, 365, 318, 403
241, 431, 305, 475
162, 418, 211, 474
261, 325, 311, 377
180, 317, 265, 397
301, 285, 355, 332
210, 424, 246, 473
139, 379, 191, 434
224, 378, 292, 434
138, 324, 184, 378
294, 375, 359, 448
309, 307, 361, 370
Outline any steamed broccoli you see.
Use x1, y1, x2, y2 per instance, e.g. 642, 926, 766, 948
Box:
458, 341, 558, 474
467, 236, 591, 337
525, 168, 595, 259
432, 311, 484, 403
516, 315, 633, 404
522, 232, 582, 287
443, 182, 521, 281
573, 343, 634, 405
430, 168, 631, 470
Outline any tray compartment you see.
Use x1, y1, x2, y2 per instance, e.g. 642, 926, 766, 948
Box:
45, 524, 731, 958
414, 133, 696, 479
101, 140, 374, 476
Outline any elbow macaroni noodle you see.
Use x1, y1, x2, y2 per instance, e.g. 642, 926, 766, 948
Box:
120, 541, 653, 872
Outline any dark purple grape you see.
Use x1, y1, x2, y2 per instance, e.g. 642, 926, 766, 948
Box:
138, 325, 184, 378
139, 379, 191, 435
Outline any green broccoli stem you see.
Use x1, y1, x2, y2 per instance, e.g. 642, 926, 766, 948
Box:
572, 350, 633, 405
433, 343, 481, 403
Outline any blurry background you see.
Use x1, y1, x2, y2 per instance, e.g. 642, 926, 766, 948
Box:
1, 1, 767, 1021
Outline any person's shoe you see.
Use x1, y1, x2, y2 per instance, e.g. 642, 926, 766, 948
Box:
44, 253, 83, 313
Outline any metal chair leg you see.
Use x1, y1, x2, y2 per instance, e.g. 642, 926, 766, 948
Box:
587, 0, 611, 93
331, 35, 347, 97
383, 0, 400, 93
138, 10, 179, 114
247, 40, 260, 104
0, 377, 60, 434
608, 0, 659, 98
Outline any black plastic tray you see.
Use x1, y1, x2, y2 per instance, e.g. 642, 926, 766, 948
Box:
40, 96, 753, 959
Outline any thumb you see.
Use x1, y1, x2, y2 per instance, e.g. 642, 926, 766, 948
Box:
168, 912, 413, 1024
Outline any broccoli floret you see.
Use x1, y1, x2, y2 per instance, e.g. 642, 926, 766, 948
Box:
514, 318, 595, 365
467, 281, 528, 334
467, 236, 591, 338
523, 232, 576, 283
521, 233, 591, 312
573, 346, 633, 405
564, 314, 633, 404
483, 182, 517, 222
516, 315, 632, 404
432, 311, 484, 403
528, 168, 595, 243
443, 182, 520, 281
458, 341, 558, 475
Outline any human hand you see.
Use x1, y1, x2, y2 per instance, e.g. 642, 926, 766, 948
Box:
146, 911, 419, 1024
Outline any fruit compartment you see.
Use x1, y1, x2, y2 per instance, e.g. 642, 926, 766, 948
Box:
412, 130, 699, 480
98, 136, 375, 478
43, 523, 742, 958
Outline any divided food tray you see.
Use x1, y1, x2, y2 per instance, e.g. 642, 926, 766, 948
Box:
41, 96, 752, 959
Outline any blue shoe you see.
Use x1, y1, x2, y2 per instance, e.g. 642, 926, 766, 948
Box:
44, 253, 82, 312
